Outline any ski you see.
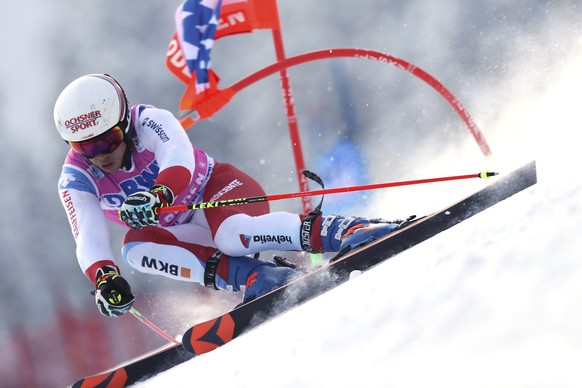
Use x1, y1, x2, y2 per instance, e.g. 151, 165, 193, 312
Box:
181, 160, 538, 355
72, 343, 192, 388
72, 160, 536, 387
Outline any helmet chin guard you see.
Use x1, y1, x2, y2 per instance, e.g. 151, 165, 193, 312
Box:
54, 74, 130, 143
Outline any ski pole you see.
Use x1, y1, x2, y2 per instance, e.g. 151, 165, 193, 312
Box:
159, 170, 498, 214
130, 307, 180, 345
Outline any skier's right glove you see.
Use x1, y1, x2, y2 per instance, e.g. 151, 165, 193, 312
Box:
119, 185, 174, 230
93, 265, 135, 317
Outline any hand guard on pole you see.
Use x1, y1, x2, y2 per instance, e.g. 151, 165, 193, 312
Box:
119, 185, 174, 230
94, 266, 135, 317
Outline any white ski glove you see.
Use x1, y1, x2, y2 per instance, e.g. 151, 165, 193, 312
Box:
119, 185, 174, 229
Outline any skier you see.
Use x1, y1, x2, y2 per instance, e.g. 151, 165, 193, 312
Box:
55, 74, 404, 317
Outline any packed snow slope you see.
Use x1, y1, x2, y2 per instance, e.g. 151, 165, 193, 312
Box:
140, 59, 582, 387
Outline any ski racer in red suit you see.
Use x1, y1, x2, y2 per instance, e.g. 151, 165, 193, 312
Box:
55, 74, 403, 317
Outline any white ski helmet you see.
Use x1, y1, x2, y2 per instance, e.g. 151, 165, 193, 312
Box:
54, 74, 130, 143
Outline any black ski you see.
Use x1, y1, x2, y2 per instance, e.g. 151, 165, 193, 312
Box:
72, 161, 537, 387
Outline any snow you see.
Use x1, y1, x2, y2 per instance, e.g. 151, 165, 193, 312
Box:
139, 174, 582, 388
139, 164, 582, 378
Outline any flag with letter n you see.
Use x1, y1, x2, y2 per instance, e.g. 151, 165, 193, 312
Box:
166, 0, 281, 120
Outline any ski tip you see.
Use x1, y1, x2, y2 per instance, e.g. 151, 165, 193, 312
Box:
72, 369, 128, 388
479, 171, 499, 179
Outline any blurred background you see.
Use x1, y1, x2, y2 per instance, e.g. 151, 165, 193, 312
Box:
0, 0, 579, 386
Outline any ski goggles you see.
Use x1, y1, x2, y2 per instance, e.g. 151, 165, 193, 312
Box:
69, 125, 125, 159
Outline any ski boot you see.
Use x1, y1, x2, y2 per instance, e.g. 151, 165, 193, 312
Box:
302, 214, 417, 259
209, 252, 297, 304
339, 215, 418, 252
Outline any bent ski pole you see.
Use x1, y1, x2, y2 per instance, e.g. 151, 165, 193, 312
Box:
130, 307, 180, 345
159, 171, 498, 214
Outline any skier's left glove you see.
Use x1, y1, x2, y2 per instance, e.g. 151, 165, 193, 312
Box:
93, 266, 135, 317
119, 185, 174, 230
